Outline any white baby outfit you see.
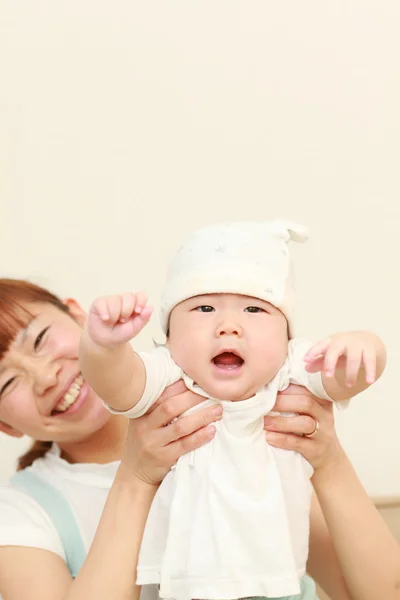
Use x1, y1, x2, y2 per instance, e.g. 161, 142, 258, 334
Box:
109, 341, 331, 600
107, 220, 334, 599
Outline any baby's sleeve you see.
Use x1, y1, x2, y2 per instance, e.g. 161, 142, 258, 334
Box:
106, 346, 183, 419
287, 338, 334, 402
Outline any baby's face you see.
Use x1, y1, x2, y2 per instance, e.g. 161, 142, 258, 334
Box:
168, 293, 288, 401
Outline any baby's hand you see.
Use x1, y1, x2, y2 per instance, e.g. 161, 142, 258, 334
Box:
87, 292, 153, 348
304, 331, 381, 387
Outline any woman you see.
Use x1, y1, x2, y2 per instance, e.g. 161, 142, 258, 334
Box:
0, 278, 399, 600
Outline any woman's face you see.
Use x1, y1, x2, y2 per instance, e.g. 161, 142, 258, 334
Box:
0, 300, 111, 443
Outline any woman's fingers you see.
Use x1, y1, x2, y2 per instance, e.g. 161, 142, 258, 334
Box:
278, 384, 308, 396
265, 387, 341, 470
147, 380, 188, 412
161, 403, 222, 445
264, 413, 319, 437
265, 432, 315, 456
124, 382, 224, 483
271, 391, 332, 420
148, 387, 206, 427
140, 399, 222, 477
166, 425, 217, 464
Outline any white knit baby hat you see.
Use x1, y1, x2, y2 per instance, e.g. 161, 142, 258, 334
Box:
159, 219, 308, 334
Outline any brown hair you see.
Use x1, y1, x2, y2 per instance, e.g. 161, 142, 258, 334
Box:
17, 440, 53, 470
0, 278, 70, 469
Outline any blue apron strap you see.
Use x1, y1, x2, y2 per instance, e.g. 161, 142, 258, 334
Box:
11, 470, 86, 578
248, 575, 319, 599
297, 574, 319, 599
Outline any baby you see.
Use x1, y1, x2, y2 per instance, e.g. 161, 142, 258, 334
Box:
80, 220, 386, 600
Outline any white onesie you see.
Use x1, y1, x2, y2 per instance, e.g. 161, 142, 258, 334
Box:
108, 338, 332, 600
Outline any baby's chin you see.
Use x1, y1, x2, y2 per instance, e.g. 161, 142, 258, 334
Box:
193, 380, 258, 402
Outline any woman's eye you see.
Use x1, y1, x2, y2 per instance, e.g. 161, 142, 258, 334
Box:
195, 306, 214, 313
244, 306, 264, 313
34, 327, 50, 350
0, 377, 15, 397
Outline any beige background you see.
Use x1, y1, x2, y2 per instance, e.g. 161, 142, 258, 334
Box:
0, 1, 399, 495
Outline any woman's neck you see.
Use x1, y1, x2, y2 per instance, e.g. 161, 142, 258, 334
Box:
57, 416, 129, 464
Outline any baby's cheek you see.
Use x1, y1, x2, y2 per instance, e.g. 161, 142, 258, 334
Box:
181, 359, 204, 383
169, 341, 196, 373
254, 343, 287, 378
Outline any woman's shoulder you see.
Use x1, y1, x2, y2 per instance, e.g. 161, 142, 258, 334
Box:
0, 479, 66, 559
0, 447, 117, 554
19, 443, 119, 490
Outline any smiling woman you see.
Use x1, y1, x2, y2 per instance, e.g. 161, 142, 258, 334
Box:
0, 280, 73, 468
0, 280, 113, 452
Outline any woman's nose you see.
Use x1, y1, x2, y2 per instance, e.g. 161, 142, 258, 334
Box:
32, 360, 60, 396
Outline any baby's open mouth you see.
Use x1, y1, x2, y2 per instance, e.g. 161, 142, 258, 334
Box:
212, 352, 244, 369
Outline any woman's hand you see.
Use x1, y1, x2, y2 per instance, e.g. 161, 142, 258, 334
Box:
121, 380, 222, 485
263, 384, 345, 471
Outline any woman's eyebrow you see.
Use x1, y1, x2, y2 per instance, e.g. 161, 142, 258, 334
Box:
18, 315, 39, 344
0, 315, 39, 378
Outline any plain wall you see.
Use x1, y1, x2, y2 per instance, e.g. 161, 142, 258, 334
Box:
1, 1, 399, 494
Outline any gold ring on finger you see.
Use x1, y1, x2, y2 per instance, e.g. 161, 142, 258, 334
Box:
305, 417, 320, 438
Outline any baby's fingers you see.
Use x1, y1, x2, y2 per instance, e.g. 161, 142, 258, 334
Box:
119, 293, 138, 323
323, 342, 345, 377
344, 347, 362, 387
304, 338, 332, 363
362, 347, 377, 384
134, 292, 148, 314
304, 356, 325, 373
129, 305, 153, 336
90, 297, 112, 322
105, 295, 126, 325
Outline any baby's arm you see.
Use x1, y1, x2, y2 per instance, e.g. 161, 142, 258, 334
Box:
304, 331, 386, 401
79, 292, 153, 412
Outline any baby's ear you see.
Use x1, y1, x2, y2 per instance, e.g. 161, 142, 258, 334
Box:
266, 219, 308, 243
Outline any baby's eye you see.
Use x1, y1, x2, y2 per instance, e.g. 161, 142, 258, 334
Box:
195, 306, 215, 313
244, 306, 264, 313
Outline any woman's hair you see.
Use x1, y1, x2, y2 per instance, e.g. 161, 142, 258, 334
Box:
0, 278, 70, 470
17, 440, 53, 470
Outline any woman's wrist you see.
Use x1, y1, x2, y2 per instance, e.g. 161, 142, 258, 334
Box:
311, 443, 348, 487
115, 461, 160, 497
